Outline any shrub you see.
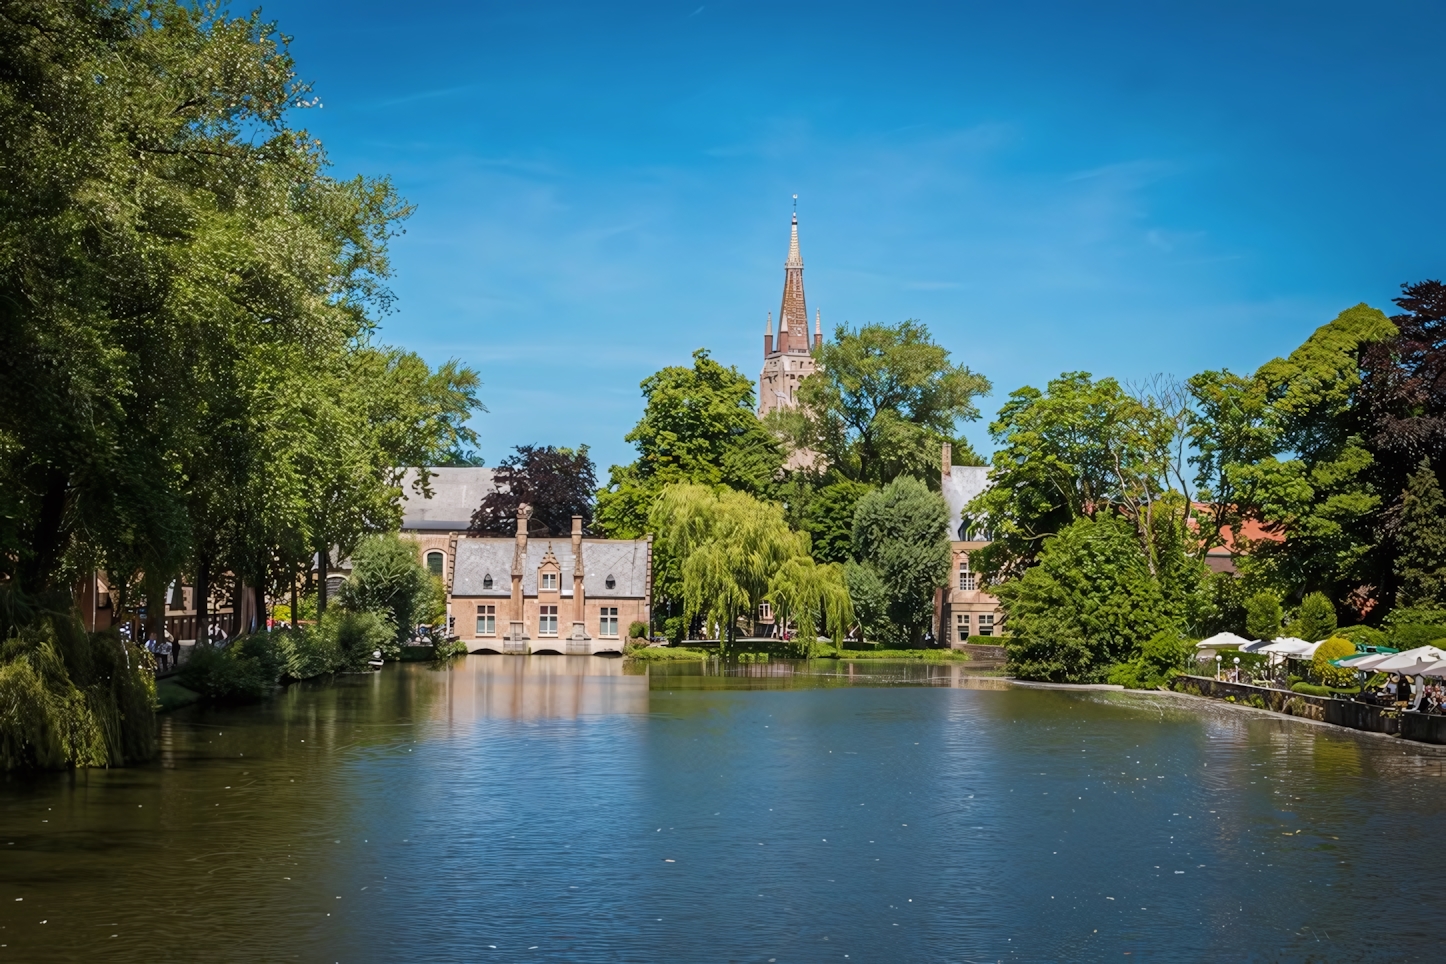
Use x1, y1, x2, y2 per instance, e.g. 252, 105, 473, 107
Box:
339, 534, 436, 644
276, 627, 343, 680
1244, 593, 1283, 640
626, 647, 710, 661
433, 639, 467, 660
628, 621, 649, 640
1108, 630, 1193, 689
319, 609, 395, 669
1292, 592, 1338, 641
1310, 637, 1357, 688
1336, 625, 1387, 650
1388, 624, 1446, 650
178, 644, 275, 701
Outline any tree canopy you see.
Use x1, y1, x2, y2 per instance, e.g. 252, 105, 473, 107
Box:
773, 321, 990, 484
595, 350, 782, 538
472, 445, 596, 537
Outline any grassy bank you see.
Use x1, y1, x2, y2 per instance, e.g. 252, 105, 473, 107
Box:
626, 647, 712, 661
820, 647, 981, 661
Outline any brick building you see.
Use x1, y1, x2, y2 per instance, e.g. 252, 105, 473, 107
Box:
936, 444, 1005, 646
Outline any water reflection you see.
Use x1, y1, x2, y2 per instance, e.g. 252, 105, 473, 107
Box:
435, 654, 647, 721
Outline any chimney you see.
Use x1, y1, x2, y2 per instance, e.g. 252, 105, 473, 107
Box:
764, 312, 774, 356
508, 503, 532, 641
571, 515, 586, 632
941, 441, 952, 482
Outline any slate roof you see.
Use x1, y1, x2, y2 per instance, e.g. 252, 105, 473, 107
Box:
398, 467, 495, 531
451, 538, 650, 598
942, 466, 992, 541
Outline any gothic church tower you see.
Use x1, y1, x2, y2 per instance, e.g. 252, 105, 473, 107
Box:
758, 208, 823, 417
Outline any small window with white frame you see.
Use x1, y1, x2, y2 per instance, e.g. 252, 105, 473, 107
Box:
955, 613, 970, 641
599, 607, 618, 637
476, 604, 495, 637
978, 613, 995, 637
539, 605, 558, 636
540, 572, 558, 591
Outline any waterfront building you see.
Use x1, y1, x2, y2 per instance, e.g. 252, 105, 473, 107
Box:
394, 468, 651, 652
448, 509, 651, 655
936, 443, 1005, 646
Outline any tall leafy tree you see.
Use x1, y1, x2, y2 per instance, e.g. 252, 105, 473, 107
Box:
471, 445, 597, 537
848, 477, 951, 646
774, 321, 991, 484
596, 350, 782, 537
1236, 305, 1396, 603
997, 515, 1176, 683
1392, 457, 1446, 609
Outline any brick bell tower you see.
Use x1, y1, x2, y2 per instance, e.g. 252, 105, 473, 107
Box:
758, 199, 823, 417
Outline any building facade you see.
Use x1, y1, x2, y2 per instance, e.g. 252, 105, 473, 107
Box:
449, 509, 650, 655
758, 210, 824, 418
936, 444, 1005, 646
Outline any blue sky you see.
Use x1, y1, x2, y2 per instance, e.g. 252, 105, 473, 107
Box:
262, 0, 1445, 470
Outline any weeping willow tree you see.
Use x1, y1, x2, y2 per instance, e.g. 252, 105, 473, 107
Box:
768, 557, 854, 656
651, 485, 813, 650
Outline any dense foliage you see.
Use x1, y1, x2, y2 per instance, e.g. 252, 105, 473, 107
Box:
848, 478, 951, 646
338, 535, 440, 646
471, 445, 597, 537
772, 321, 990, 485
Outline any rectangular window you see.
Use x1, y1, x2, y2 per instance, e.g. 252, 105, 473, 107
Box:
475, 605, 495, 637
978, 613, 995, 637
759, 602, 772, 621
955, 613, 970, 641
599, 606, 619, 638
541, 572, 558, 591
959, 556, 976, 591
539, 605, 558, 636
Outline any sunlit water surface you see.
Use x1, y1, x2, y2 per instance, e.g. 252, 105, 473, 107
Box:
1, 656, 1444, 962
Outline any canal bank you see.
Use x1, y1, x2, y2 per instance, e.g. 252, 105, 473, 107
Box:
1171, 673, 1446, 748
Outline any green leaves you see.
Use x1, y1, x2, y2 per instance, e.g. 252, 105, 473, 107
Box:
850, 477, 951, 646
780, 320, 990, 484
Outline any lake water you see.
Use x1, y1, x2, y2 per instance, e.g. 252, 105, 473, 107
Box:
1, 655, 1444, 962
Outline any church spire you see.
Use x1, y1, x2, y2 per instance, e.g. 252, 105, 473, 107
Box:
778, 201, 807, 353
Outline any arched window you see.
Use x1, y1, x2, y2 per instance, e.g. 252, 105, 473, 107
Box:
426, 551, 445, 577
604, 574, 616, 590
482, 573, 493, 590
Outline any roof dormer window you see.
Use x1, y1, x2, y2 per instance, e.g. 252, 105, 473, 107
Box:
541, 572, 558, 591
482, 574, 493, 590
605, 575, 616, 590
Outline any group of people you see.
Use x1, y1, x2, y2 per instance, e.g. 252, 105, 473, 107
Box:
144, 633, 175, 672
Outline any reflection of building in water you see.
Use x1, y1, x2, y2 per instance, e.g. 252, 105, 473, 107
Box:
434, 655, 648, 722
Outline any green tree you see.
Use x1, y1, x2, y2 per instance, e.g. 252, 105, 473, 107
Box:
850, 477, 951, 646
596, 350, 783, 538
649, 485, 810, 648
767, 557, 855, 653
802, 481, 874, 564
1233, 305, 1396, 601
1393, 457, 1446, 608
996, 515, 1176, 682
774, 321, 991, 484
1292, 591, 1338, 642
1244, 592, 1283, 641
338, 535, 436, 647
969, 372, 1193, 581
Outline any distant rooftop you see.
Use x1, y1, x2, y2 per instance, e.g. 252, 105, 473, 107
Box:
398, 466, 496, 531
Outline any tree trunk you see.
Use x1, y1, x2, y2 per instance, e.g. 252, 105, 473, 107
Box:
290, 565, 299, 631
254, 581, 266, 633
20, 469, 68, 594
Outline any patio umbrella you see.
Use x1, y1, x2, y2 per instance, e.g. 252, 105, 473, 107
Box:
1253, 637, 1314, 656
1370, 646, 1446, 674
1196, 631, 1254, 651
1408, 658, 1446, 678
1339, 652, 1386, 669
